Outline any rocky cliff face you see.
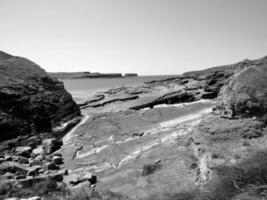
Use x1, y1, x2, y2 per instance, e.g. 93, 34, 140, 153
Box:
0, 51, 81, 141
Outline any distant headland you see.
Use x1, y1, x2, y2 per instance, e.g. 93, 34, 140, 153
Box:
49, 71, 138, 79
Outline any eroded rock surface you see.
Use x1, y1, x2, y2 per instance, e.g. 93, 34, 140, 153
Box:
62, 100, 214, 199
60, 55, 267, 199
0, 51, 80, 141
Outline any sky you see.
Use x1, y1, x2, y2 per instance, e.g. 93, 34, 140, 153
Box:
0, 0, 267, 75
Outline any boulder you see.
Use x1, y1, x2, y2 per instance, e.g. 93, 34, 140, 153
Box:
70, 181, 91, 192
31, 146, 44, 158
67, 172, 97, 186
27, 165, 42, 177
3, 172, 15, 179
217, 65, 267, 118
15, 146, 32, 158
30, 155, 44, 166
52, 156, 63, 165
43, 138, 62, 154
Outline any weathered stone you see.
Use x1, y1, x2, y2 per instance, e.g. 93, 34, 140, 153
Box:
51, 150, 62, 157
52, 156, 63, 165
4, 155, 12, 161
15, 146, 32, 158
44, 162, 59, 171
68, 172, 97, 186
0, 51, 81, 142
30, 155, 43, 166
3, 172, 15, 179
38, 168, 45, 174
31, 146, 44, 158
43, 138, 62, 155
49, 173, 64, 182
0, 161, 28, 176
27, 165, 42, 177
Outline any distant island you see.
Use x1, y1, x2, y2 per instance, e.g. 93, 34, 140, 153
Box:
49, 71, 138, 79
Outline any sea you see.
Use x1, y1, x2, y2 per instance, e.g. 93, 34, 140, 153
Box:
62, 75, 179, 102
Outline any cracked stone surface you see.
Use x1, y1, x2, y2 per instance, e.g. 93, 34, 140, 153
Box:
61, 100, 214, 199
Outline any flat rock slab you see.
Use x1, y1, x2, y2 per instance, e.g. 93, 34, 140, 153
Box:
62, 100, 214, 199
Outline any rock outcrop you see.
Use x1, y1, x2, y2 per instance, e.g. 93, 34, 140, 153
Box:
216, 64, 267, 119
0, 51, 81, 141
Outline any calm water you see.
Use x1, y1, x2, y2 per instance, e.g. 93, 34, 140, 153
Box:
62, 75, 179, 102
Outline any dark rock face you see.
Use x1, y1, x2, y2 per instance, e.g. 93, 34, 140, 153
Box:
0, 51, 80, 141
216, 64, 267, 118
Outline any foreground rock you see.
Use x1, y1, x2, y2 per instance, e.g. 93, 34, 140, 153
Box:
0, 51, 80, 141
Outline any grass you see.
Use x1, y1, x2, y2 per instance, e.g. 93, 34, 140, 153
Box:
1, 179, 129, 200
2, 151, 267, 200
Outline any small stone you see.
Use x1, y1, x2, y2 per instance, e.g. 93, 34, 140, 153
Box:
38, 168, 45, 174
52, 156, 63, 165
63, 169, 68, 175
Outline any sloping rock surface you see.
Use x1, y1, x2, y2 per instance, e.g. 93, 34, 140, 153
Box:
0, 51, 80, 141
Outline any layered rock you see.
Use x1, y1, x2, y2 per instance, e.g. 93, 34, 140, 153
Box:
0, 51, 81, 141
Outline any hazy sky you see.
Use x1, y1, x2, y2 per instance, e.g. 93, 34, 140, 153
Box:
0, 0, 267, 75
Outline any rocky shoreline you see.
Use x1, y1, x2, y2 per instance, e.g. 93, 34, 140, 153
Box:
1, 50, 267, 200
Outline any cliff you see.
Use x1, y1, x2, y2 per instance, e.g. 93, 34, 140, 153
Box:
0, 51, 81, 141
